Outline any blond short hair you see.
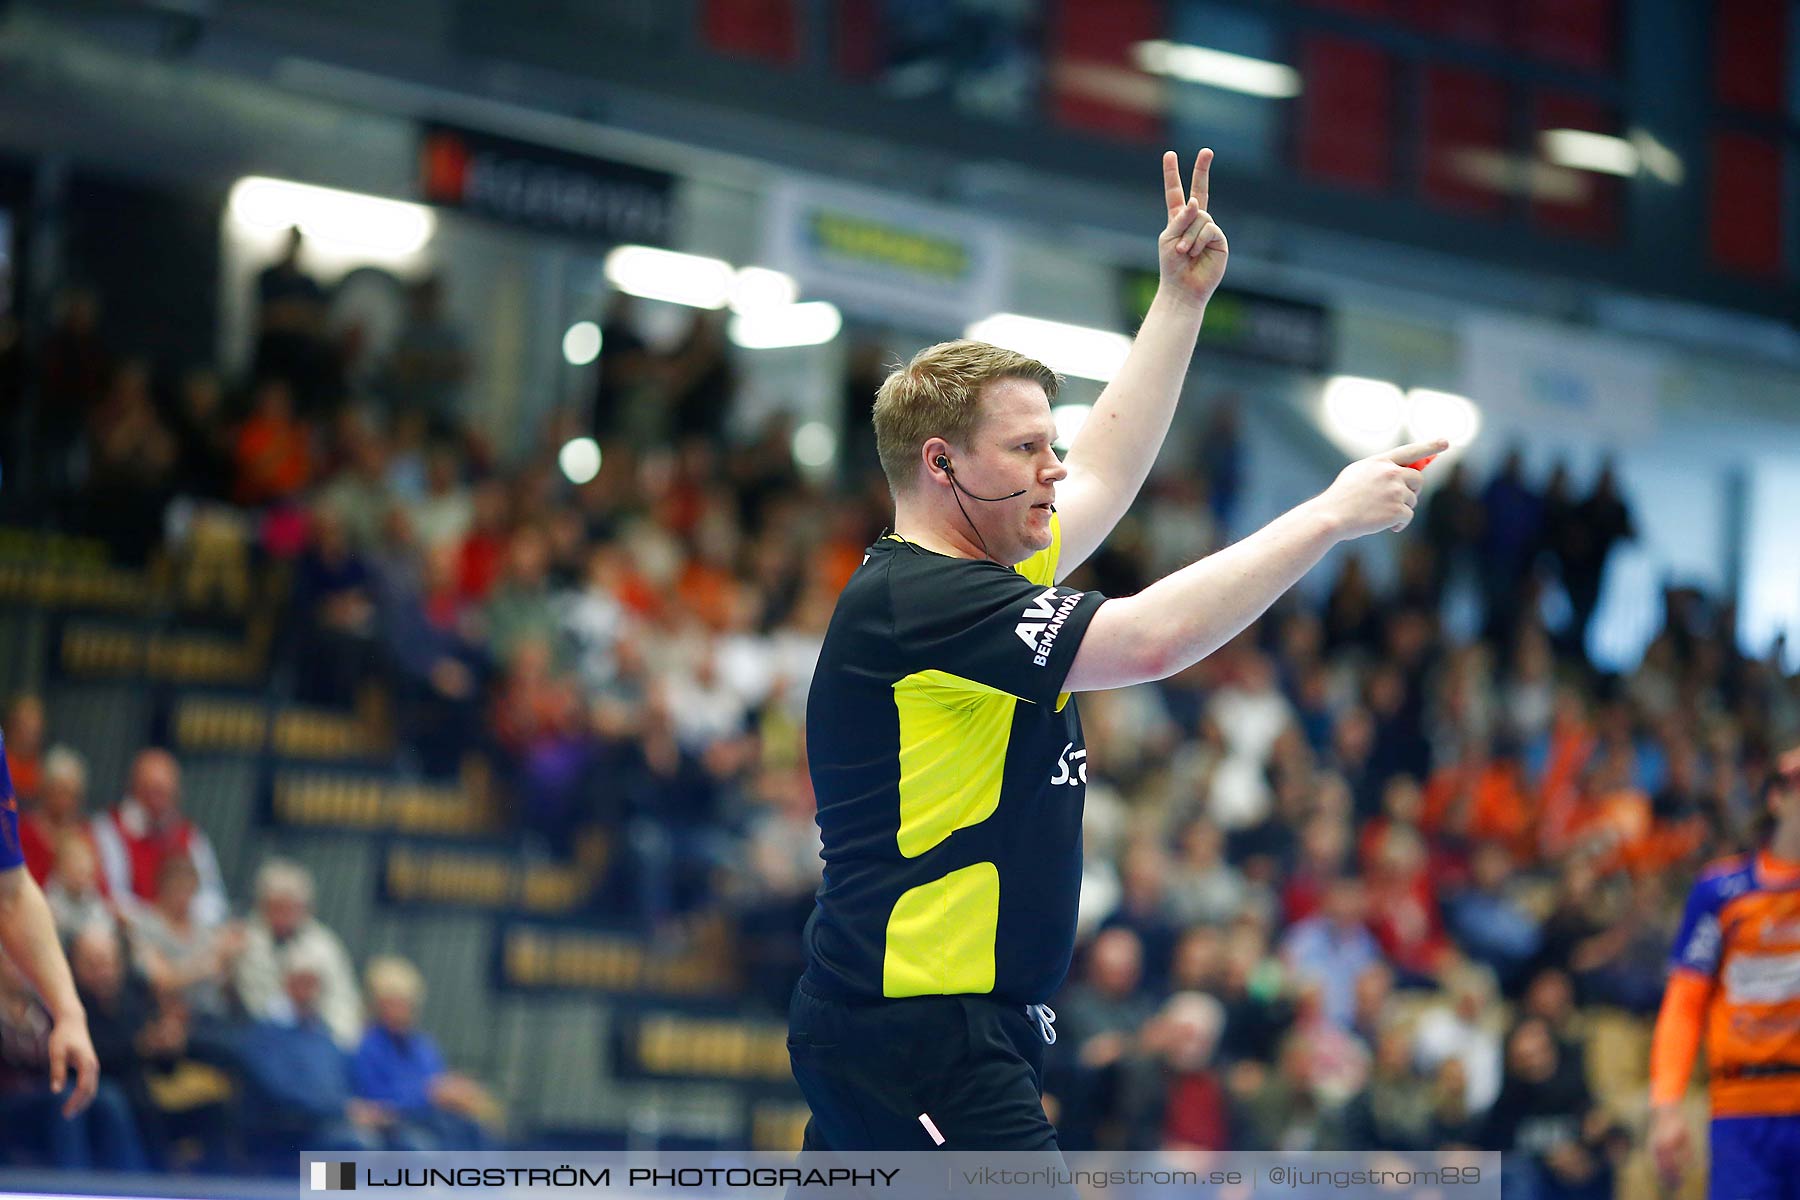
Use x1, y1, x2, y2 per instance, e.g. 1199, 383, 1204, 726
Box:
42, 745, 87, 790
871, 340, 1058, 495
254, 858, 315, 908
365, 955, 426, 1005
280, 939, 332, 979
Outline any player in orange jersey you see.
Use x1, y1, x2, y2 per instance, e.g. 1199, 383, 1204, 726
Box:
1650, 744, 1800, 1197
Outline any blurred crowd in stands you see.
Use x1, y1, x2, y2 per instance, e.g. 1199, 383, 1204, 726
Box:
1, 231, 1793, 1196
0, 729, 501, 1170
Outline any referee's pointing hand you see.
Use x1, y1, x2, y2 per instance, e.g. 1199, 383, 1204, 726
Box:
1315, 439, 1448, 539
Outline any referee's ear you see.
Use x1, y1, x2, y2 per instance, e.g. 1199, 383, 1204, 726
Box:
922, 439, 954, 486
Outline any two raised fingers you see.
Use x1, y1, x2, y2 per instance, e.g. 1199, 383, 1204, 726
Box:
1162, 148, 1213, 218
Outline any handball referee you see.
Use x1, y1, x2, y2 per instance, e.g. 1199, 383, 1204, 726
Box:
790, 149, 1444, 1151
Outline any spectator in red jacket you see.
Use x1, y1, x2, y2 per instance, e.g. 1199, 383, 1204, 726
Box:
1127, 991, 1230, 1151
89, 750, 225, 926
19, 747, 99, 889
1365, 823, 1452, 983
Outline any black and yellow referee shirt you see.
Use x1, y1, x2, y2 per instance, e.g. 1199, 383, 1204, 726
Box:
801, 514, 1108, 1007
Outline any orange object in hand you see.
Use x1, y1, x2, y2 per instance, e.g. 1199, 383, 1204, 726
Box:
1404, 455, 1438, 471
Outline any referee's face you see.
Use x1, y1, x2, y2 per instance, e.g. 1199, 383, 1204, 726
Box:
966, 377, 1067, 564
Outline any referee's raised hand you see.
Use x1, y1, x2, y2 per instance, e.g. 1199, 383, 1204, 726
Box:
1315, 439, 1448, 539
1158, 149, 1228, 308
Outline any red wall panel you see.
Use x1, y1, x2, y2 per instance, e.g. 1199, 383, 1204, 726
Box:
832, 0, 882, 80
1297, 36, 1396, 191
1420, 67, 1511, 214
1404, 0, 1508, 49
1708, 132, 1784, 276
1048, 0, 1163, 141
1516, 0, 1616, 72
1531, 93, 1621, 241
701, 0, 801, 66
1714, 0, 1788, 113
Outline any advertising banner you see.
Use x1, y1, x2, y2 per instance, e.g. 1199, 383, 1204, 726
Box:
1120, 268, 1332, 372
420, 123, 676, 245
762, 178, 1008, 328
1460, 314, 1664, 448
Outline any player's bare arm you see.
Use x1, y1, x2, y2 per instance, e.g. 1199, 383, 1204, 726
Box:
0, 865, 99, 1116
1064, 438, 1445, 692
1055, 150, 1228, 581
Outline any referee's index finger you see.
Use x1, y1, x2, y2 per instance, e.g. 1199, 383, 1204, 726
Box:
1162, 151, 1186, 217
1382, 439, 1449, 465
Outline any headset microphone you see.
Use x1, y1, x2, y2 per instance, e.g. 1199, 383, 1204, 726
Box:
935, 455, 1028, 503
935, 453, 1033, 564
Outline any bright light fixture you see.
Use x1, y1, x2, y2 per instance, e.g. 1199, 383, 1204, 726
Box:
1052, 404, 1093, 449
792, 421, 837, 468
229, 177, 435, 254
558, 437, 602, 485
1321, 376, 1406, 454
1541, 129, 1637, 177
1405, 388, 1481, 447
965, 314, 1131, 383
730, 267, 800, 315
1630, 129, 1685, 185
1132, 40, 1301, 99
604, 245, 734, 309
562, 321, 602, 366
729, 301, 843, 349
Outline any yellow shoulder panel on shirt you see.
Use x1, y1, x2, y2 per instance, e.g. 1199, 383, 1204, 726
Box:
1013, 512, 1062, 587
892, 671, 1013, 858
882, 860, 999, 997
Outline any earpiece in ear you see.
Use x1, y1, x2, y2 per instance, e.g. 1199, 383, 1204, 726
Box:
935, 455, 950, 470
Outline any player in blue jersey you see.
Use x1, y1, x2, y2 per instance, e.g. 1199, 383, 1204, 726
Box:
0, 727, 98, 1116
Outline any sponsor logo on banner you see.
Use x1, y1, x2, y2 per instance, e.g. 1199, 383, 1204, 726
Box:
1120, 269, 1331, 371
763, 178, 1007, 326
1460, 315, 1664, 449
419, 124, 674, 244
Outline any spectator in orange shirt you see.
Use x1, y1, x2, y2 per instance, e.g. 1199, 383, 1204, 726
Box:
1530, 688, 1597, 840
814, 505, 878, 598
1422, 739, 1535, 859
675, 548, 738, 632
232, 378, 312, 506
1554, 745, 1653, 874
1, 696, 45, 806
